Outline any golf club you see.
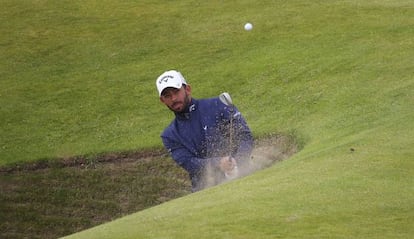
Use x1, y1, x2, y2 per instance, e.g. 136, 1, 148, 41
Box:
219, 92, 238, 179
219, 92, 234, 154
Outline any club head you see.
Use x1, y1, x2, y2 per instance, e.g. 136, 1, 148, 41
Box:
219, 92, 233, 106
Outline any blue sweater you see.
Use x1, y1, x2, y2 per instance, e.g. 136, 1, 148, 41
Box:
161, 97, 253, 191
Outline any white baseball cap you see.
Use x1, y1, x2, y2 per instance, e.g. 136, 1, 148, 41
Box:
156, 70, 187, 96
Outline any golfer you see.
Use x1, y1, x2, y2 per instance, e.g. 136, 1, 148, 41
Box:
156, 70, 254, 192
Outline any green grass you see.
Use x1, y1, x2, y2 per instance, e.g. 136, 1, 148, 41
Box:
1, 0, 413, 238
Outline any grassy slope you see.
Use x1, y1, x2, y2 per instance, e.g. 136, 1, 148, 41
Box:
1, 0, 172, 164
63, 1, 413, 238
1, 0, 413, 238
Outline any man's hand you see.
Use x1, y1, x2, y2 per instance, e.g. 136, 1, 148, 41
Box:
219, 156, 236, 172
220, 156, 239, 179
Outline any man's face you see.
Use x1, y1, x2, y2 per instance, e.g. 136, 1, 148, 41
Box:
160, 85, 192, 113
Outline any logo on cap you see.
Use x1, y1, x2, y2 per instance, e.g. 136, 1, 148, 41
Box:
158, 75, 173, 84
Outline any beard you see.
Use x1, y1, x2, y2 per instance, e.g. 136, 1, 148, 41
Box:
168, 91, 191, 113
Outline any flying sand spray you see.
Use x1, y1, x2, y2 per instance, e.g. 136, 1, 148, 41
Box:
201, 92, 293, 190
218, 92, 289, 179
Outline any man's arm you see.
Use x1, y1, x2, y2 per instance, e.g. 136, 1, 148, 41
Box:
161, 136, 221, 176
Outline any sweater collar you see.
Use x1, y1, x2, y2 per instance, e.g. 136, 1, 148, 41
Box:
175, 98, 197, 120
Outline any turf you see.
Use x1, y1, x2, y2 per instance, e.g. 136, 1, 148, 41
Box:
1, 0, 413, 238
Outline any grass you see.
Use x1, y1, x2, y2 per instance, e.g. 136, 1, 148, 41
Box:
1, 0, 413, 238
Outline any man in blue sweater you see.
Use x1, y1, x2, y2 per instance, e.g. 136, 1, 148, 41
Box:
156, 70, 254, 192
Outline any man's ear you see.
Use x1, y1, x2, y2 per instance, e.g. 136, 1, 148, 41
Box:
160, 97, 165, 104
184, 84, 192, 95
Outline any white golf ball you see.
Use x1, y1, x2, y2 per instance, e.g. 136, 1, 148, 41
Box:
244, 22, 253, 31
